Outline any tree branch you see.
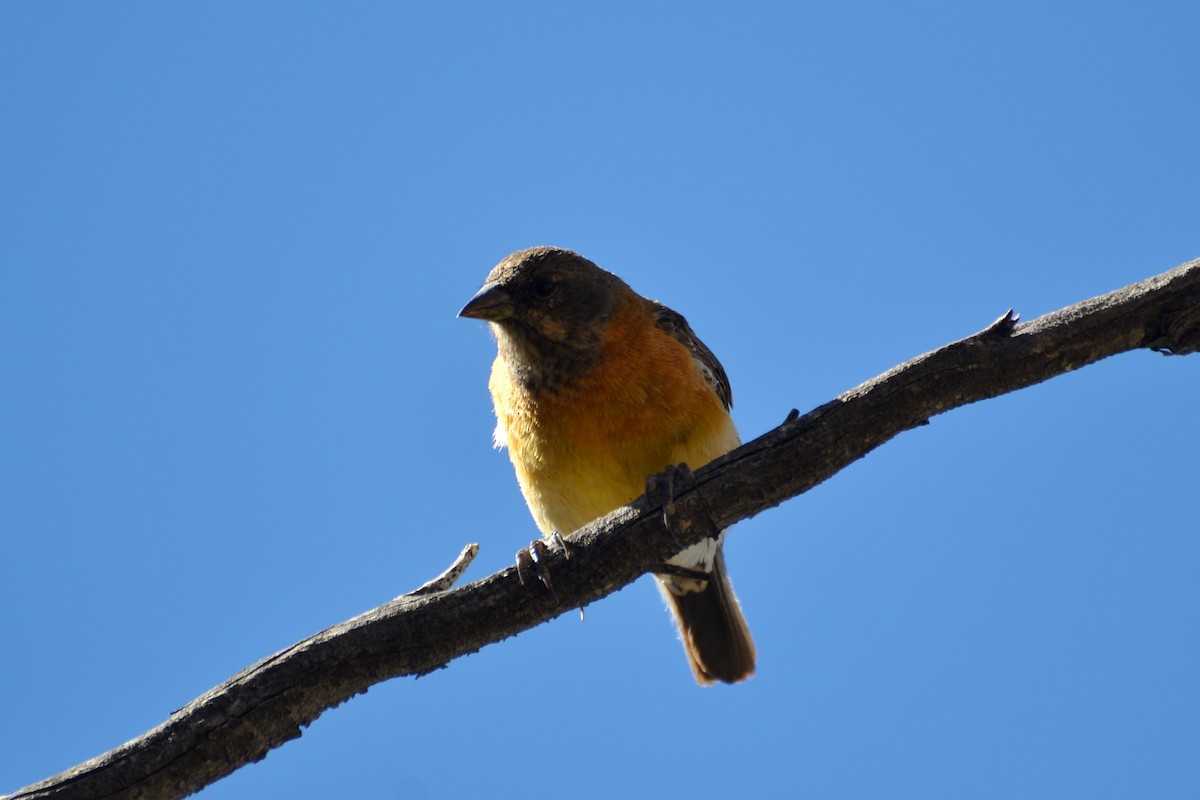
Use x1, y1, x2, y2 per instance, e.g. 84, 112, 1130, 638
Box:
8, 258, 1198, 800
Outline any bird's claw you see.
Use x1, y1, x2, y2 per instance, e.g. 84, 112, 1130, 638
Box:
647, 462, 724, 549
551, 531, 574, 560
647, 463, 696, 538
515, 533, 574, 603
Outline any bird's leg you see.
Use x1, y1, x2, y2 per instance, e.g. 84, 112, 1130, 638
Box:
646, 462, 702, 540
647, 462, 723, 580
661, 463, 680, 520
515, 532, 573, 603
646, 466, 676, 539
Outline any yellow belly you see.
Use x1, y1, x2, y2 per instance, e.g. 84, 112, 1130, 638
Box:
491, 355, 739, 537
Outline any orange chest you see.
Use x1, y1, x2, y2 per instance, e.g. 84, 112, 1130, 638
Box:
488, 343, 738, 534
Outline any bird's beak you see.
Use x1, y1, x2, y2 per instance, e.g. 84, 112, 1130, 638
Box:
458, 281, 514, 321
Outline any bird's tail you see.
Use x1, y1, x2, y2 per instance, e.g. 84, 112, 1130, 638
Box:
658, 548, 756, 685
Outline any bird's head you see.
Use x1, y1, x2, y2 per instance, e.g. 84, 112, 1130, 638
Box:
459, 247, 627, 389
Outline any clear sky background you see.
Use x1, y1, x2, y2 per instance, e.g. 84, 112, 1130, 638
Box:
3, 3, 1198, 799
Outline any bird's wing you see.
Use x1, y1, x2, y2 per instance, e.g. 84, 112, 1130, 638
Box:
650, 301, 733, 411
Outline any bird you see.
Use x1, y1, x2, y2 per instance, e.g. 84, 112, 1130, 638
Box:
459, 246, 755, 685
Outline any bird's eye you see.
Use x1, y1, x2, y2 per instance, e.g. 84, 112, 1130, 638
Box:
531, 278, 557, 299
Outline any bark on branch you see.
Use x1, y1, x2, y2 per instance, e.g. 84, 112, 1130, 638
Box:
8, 258, 1199, 800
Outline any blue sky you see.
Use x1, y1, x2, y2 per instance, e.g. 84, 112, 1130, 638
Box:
2, 3, 1198, 798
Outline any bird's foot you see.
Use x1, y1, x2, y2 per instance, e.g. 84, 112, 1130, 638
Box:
648, 462, 720, 544
646, 462, 706, 541
515, 532, 573, 602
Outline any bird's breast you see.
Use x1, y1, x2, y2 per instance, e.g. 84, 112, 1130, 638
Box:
488, 318, 739, 536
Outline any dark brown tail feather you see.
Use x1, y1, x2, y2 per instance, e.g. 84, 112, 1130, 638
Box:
659, 550, 756, 685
